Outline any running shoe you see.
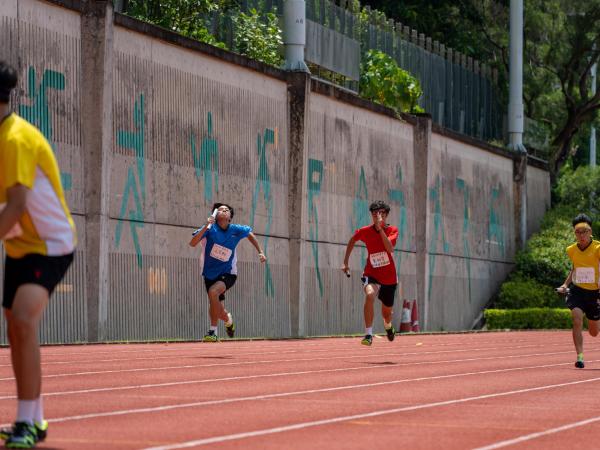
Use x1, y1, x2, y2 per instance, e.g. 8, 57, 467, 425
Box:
5, 422, 38, 448
0, 420, 47, 442
385, 325, 396, 342
575, 360, 585, 369
225, 321, 235, 338
361, 334, 373, 346
202, 330, 219, 342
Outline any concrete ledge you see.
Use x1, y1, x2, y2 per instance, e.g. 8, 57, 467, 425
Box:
113, 12, 287, 82
42, 0, 82, 12
310, 78, 399, 121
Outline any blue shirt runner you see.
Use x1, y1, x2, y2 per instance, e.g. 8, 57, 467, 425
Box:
200, 224, 251, 279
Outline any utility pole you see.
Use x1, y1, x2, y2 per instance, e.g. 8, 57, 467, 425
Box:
508, 0, 527, 248
283, 0, 309, 72
591, 51, 597, 167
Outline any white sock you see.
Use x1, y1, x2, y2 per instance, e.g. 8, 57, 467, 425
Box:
225, 313, 233, 327
16, 399, 36, 424
209, 325, 218, 333
366, 327, 373, 336
384, 321, 392, 330
34, 397, 44, 423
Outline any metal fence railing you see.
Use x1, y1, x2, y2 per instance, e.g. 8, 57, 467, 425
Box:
121, 0, 504, 142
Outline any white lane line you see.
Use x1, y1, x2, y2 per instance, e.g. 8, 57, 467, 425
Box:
141, 374, 600, 449
1, 358, 595, 429
0, 349, 578, 400
0, 343, 581, 382
0, 339, 571, 368
0, 335, 574, 361
0, 347, 358, 369
472, 416, 600, 449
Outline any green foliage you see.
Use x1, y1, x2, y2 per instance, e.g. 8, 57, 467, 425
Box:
231, 9, 283, 66
359, 50, 424, 114
123, 0, 228, 48
495, 277, 564, 309
484, 308, 574, 330
554, 166, 600, 217
514, 211, 574, 286
362, 0, 600, 174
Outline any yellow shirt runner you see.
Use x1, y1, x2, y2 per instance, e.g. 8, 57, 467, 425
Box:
0, 113, 76, 258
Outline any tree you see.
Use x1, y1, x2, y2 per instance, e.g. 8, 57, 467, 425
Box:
363, 0, 600, 176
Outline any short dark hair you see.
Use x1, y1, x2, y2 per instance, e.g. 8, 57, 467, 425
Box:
572, 213, 592, 228
369, 200, 390, 213
0, 61, 18, 103
212, 202, 234, 219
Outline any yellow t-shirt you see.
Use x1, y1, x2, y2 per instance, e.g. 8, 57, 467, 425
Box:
0, 113, 76, 258
566, 240, 600, 290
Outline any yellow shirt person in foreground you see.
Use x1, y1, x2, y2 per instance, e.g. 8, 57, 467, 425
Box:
0, 60, 76, 449
557, 214, 600, 369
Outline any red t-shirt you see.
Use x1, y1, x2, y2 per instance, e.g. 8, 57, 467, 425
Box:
353, 224, 398, 285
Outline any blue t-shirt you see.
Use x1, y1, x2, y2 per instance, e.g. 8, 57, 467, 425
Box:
201, 223, 252, 279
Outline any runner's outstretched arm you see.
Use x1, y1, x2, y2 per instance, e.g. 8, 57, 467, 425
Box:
342, 236, 357, 273
246, 232, 267, 262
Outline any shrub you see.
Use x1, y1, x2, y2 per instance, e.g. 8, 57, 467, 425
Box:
359, 50, 424, 114
495, 277, 563, 309
514, 205, 574, 286
232, 9, 283, 67
484, 308, 575, 330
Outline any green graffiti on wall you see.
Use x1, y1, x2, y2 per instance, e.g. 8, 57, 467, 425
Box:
488, 186, 505, 255
190, 112, 219, 202
350, 167, 370, 231
250, 128, 275, 297
456, 178, 472, 303
115, 94, 145, 267
428, 175, 450, 299
19, 66, 71, 190
349, 167, 370, 265
308, 159, 324, 296
388, 166, 409, 280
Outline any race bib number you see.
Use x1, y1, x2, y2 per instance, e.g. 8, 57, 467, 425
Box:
210, 244, 232, 262
575, 267, 595, 284
369, 251, 390, 268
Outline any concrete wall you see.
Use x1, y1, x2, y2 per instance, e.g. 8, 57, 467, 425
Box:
0, 0, 551, 342
527, 163, 552, 237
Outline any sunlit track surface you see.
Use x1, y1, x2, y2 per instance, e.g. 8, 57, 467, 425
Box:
0, 331, 598, 449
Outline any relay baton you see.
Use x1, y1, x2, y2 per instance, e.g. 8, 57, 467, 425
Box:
343, 268, 351, 278
192, 209, 218, 236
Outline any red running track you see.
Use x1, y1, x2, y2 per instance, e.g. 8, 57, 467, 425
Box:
1, 331, 600, 449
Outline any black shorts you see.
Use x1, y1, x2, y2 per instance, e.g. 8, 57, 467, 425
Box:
566, 285, 600, 321
3, 252, 74, 309
361, 276, 397, 307
204, 274, 237, 301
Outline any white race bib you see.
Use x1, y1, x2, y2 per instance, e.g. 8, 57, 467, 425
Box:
575, 267, 595, 284
209, 243, 232, 262
369, 251, 390, 268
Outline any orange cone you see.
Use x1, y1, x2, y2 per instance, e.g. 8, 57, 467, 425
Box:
411, 299, 420, 332
399, 299, 412, 333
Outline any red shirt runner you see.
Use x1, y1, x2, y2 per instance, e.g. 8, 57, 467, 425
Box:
353, 224, 398, 285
